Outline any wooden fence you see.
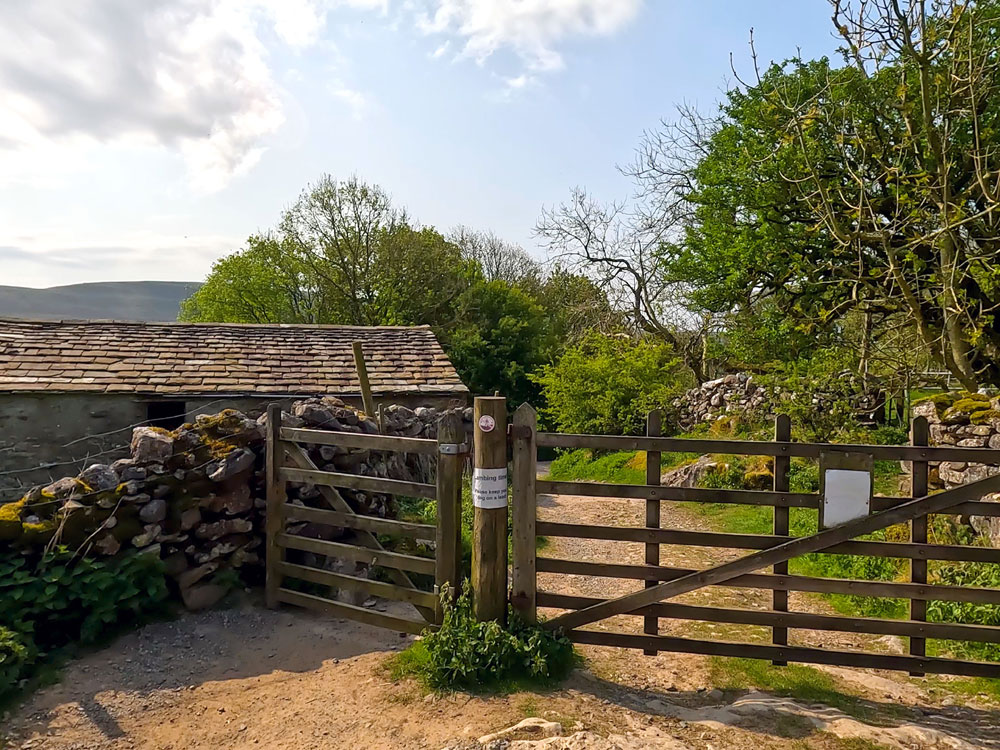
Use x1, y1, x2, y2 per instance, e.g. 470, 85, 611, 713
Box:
264, 405, 465, 633
509, 405, 1000, 678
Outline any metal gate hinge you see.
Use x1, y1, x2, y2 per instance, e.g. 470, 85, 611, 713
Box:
438, 442, 469, 455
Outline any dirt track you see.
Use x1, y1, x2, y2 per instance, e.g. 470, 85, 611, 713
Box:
4, 492, 1000, 749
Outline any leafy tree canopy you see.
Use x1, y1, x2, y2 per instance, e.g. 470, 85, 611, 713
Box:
671, 0, 1000, 388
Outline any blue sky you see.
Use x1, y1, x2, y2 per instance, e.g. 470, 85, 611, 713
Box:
0, 1, 839, 288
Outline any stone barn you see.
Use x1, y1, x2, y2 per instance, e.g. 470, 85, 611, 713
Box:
0, 319, 469, 501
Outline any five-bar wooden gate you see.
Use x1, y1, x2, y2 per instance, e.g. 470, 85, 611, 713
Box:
264, 404, 464, 634
509, 404, 1000, 678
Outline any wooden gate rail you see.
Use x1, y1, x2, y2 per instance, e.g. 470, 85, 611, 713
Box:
539, 479, 1000, 516
265, 405, 465, 633
536, 591, 1000, 644
536, 557, 1000, 604
536, 431, 1000, 463
536, 521, 1000, 562
510, 403, 1000, 678
569, 630, 1000, 679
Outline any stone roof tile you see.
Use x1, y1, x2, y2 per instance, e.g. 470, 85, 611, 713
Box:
0, 319, 468, 397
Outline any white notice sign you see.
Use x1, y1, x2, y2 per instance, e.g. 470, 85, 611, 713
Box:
822, 469, 871, 528
473, 467, 508, 508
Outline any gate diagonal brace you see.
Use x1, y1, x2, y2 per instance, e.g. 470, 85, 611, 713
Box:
543, 472, 1000, 633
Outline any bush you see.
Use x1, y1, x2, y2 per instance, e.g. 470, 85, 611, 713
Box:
394, 582, 576, 691
0, 626, 35, 700
0, 547, 168, 653
533, 332, 692, 435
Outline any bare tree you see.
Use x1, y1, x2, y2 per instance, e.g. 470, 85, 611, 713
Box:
449, 225, 540, 285
535, 112, 715, 381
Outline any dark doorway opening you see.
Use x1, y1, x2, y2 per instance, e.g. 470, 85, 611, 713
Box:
146, 401, 186, 430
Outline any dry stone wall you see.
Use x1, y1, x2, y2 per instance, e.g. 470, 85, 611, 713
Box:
912, 392, 1000, 544
0, 396, 471, 611
674, 374, 769, 429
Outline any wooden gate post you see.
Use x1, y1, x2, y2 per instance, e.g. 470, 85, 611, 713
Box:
472, 396, 508, 623
772, 414, 791, 665
265, 403, 287, 609
643, 410, 662, 655
909, 415, 929, 675
511, 404, 538, 623
435, 411, 465, 617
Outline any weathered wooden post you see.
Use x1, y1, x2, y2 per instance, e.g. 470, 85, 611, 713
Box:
643, 410, 661, 655
772, 413, 791, 665
511, 403, 537, 623
472, 396, 508, 622
910, 415, 929, 675
435, 411, 465, 618
352, 341, 377, 419
265, 402, 286, 609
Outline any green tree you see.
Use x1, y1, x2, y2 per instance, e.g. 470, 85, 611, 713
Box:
533, 332, 692, 435
666, 0, 1000, 388
445, 280, 549, 406
179, 234, 322, 323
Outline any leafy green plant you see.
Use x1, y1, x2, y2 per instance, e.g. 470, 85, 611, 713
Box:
0, 626, 35, 700
391, 581, 576, 692
533, 331, 692, 436
0, 547, 168, 651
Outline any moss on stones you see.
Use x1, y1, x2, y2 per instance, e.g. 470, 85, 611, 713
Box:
970, 409, 1000, 425
0, 497, 27, 541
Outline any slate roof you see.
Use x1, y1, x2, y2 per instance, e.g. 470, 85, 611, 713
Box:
0, 319, 468, 397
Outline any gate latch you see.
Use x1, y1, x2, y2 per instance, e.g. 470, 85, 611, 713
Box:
438, 442, 469, 455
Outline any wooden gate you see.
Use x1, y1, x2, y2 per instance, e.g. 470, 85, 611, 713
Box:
264, 404, 465, 634
509, 404, 1000, 678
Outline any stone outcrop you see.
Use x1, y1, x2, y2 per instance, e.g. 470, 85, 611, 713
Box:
0, 396, 471, 610
674, 374, 769, 429
912, 392, 1000, 544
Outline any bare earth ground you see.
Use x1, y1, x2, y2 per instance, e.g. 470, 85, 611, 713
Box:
4, 492, 1000, 750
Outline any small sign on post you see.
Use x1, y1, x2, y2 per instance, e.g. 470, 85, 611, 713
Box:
472, 467, 508, 509
819, 451, 873, 529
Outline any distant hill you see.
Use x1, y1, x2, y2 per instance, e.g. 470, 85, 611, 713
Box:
0, 281, 202, 322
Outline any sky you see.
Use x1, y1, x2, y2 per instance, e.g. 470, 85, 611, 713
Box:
0, 0, 840, 289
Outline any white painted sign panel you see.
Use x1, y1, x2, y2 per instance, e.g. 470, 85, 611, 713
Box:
472, 467, 508, 508
822, 469, 872, 529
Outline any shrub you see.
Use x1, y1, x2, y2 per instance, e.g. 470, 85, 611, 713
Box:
395, 582, 576, 691
0, 547, 168, 651
533, 332, 692, 435
0, 626, 35, 700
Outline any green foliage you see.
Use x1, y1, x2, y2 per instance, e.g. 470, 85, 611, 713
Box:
0, 626, 35, 700
676, 3, 1000, 388
0, 547, 168, 657
534, 332, 692, 435
392, 582, 576, 692
181, 175, 612, 405
445, 280, 549, 406
548, 450, 648, 485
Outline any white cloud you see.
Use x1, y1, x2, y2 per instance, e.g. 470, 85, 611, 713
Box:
418, 0, 643, 72
0, 0, 338, 192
